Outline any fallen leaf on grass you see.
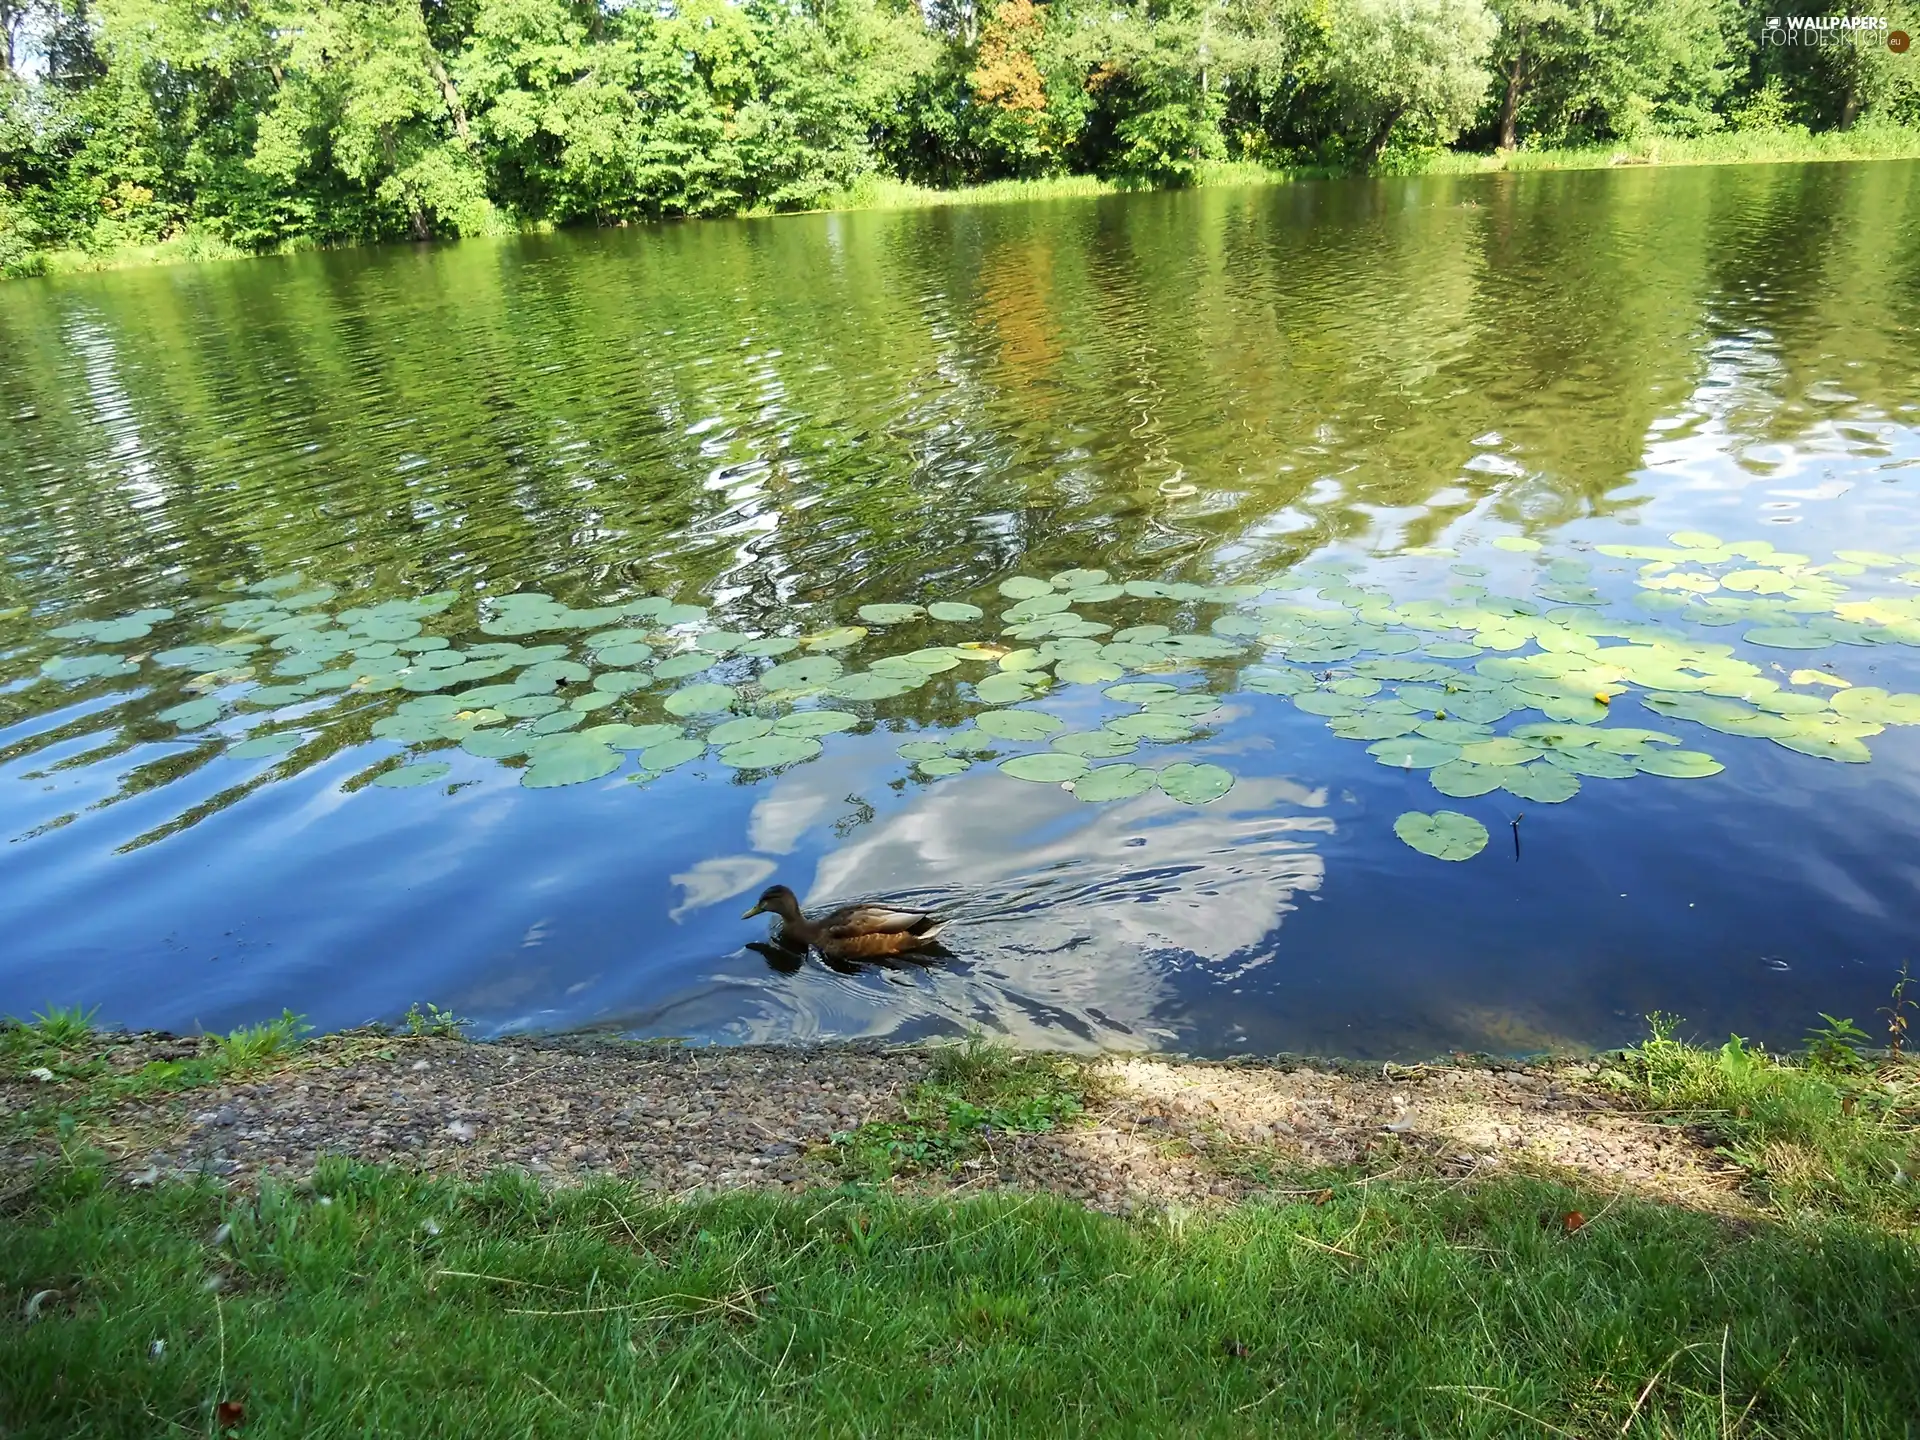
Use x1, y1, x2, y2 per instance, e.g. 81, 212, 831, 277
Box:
1562, 1211, 1586, 1233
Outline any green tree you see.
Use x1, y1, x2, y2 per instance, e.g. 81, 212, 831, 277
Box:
1321, 0, 1495, 164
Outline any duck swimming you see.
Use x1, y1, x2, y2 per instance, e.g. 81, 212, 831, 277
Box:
741, 885, 946, 961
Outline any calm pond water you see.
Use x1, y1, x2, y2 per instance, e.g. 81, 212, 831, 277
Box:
3, 161, 1920, 1058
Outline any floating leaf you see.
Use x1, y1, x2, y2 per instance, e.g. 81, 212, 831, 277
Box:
975, 671, 1047, 705
1772, 731, 1872, 763
916, 756, 971, 777
1743, 627, 1830, 650
1071, 764, 1155, 802
373, 761, 452, 789
827, 672, 923, 701
521, 738, 622, 787
998, 577, 1053, 600
736, 636, 799, 657
1105, 712, 1196, 741
640, 736, 704, 771
1052, 568, 1111, 589
1056, 657, 1125, 686
1830, 688, 1920, 725
42, 654, 136, 681
653, 653, 715, 680
1492, 537, 1541, 553
1499, 764, 1580, 804
1366, 738, 1461, 769
1157, 762, 1234, 804
159, 697, 222, 729
1429, 762, 1507, 798
1633, 750, 1725, 778
597, 643, 657, 668
760, 655, 844, 690
1052, 730, 1139, 758
1000, 752, 1089, 783
664, 683, 737, 716
719, 735, 823, 768
1394, 810, 1489, 860
695, 629, 752, 654
1458, 737, 1536, 767
530, 711, 583, 735
806, 626, 868, 652
976, 709, 1065, 741
229, 732, 304, 759
709, 716, 774, 745
854, 603, 926, 627
775, 710, 861, 737
1106, 681, 1180, 703
592, 670, 651, 695
1294, 692, 1364, 717
928, 602, 984, 623
1238, 666, 1313, 697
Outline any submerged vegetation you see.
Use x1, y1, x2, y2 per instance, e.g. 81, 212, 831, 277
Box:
12, 526, 1920, 860
3, 0, 1918, 275
3, 1020, 1918, 1436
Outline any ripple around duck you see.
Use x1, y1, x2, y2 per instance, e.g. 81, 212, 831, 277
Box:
2, 161, 1920, 1053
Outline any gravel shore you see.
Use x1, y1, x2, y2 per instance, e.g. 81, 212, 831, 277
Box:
4, 1030, 1743, 1212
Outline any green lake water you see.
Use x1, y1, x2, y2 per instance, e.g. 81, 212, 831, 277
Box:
2, 160, 1918, 1056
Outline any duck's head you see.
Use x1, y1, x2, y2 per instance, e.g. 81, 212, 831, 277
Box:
742, 884, 803, 922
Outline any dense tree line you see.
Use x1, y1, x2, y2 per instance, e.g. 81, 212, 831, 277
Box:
2, 0, 1916, 267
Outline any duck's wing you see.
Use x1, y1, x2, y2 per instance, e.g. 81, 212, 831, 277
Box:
822, 904, 936, 937
825, 926, 946, 959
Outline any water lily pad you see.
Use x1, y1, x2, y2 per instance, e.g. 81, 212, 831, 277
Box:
373, 761, 452, 789
1772, 731, 1872, 763
857, 604, 926, 625
1394, 810, 1488, 860
827, 672, 923, 701
568, 691, 620, 714
640, 736, 704, 771
1105, 712, 1197, 741
597, 644, 657, 668
1056, 658, 1126, 686
1238, 666, 1313, 697
665, 683, 737, 716
736, 636, 800, 657
1052, 568, 1111, 590
592, 670, 651, 695
928, 602, 985, 623
497, 693, 563, 719
1830, 688, 1920, 725
462, 729, 534, 759
1052, 730, 1140, 758
1106, 681, 1180, 703
1331, 712, 1423, 741
1633, 749, 1725, 778
998, 577, 1053, 600
1499, 764, 1580, 803
43, 654, 137, 681
976, 671, 1049, 705
1157, 762, 1234, 804
1102, 641, 1176, 669
521, 737, 622, 787
1367, 738, 1462, 769
1458, 737, 1536, 766
759, 656, 844, 691
1294, 692, 1364, 717
695, 630, 752, 654
805, 626, 868, 653
775, 710, 861, 737
1429, 762, 1507, 798
1145, 693, 1222, 718
229, 732, 304, 759
898, 740, 953, 761
1743, 627, 1830, 650
1492, 537, 1541, 553
718, 735, 822, 768
709, 716, 774, 745
1071, 764, 1155, 802
916, 756, 971, 777
977, 709, 1065, 741
653, 653, 715, 681
159, 697, 223, 729
530, 711, 583, 734
1000, 752, 1089, 783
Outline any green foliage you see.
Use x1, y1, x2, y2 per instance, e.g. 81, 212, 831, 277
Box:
5, 1160, 1920, 1435
16, 1003, 98, 1048
3, 0, 1914, 270
1804, 1012, 1872, 1073
1602, 1012, 1920, 1222
401, 1001, 467, 1038
834, 1041, 1087, 1180
210, 1008, 311, 1075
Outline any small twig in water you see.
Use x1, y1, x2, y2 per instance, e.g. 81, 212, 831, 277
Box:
1511, 812, 1525, 860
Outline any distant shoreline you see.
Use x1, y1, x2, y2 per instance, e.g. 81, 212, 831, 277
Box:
11, 127, 1919, 284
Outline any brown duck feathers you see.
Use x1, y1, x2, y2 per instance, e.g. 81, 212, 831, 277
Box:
741, 884, 946, 960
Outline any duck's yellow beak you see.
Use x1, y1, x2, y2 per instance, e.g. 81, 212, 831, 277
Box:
741, 902, 765, 919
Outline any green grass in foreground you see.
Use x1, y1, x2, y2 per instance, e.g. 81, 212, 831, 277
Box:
4, 1159, 1917, 1437
4, 1019, 1920, 1436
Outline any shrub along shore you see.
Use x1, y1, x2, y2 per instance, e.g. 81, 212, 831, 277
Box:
15, 128, 1920, 281
4, 1005, 1918, 1435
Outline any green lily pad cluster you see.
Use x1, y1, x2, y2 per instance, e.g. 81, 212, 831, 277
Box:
13, 533, 1920, 851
